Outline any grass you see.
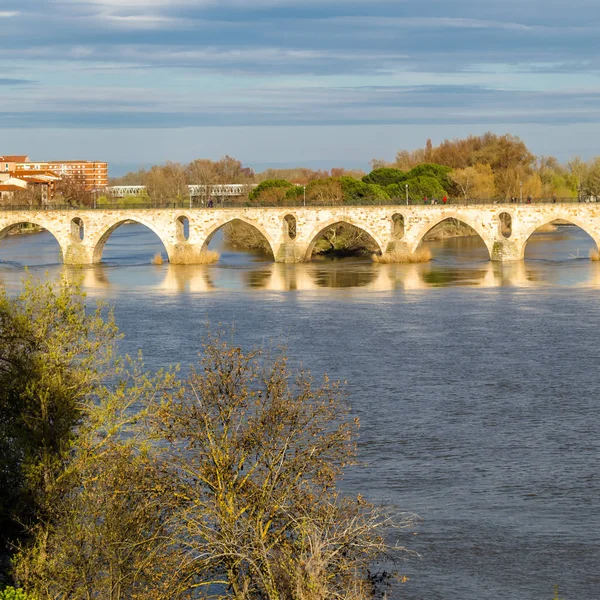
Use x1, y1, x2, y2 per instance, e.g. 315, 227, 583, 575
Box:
589, 249, 600, 261
151, 249, 221, 265
192, 249, 220, 264
372, 248, 432, 264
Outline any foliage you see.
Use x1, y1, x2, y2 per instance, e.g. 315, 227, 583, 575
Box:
404, 175, 446, 200
339, 177, 390, 204
55, 175, 92, 207
3, 279, 415, 598
0, 276, 120, 584
362, 168, 407, 187
0, 587, 34, 600
248, 179, 295, 203
301, 178, 345, 205
450, 164, 496, 199
313, 223, 380, 256
386, 183, 408, 199
151, 333, 415, 599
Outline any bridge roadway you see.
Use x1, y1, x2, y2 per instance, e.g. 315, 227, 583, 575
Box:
1, 204, 600, 265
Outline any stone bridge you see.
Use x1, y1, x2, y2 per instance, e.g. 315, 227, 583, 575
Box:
1, 204, 600, 265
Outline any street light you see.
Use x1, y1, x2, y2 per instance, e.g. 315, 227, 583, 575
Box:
303, 185, 306, 207
520, 181, 523, 203
405, 183, 409, 206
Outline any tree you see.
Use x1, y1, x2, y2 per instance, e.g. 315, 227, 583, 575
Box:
362, 168, 407, 187
151, 333, 415, 599
145, 162, 189, 206
0, 276, 120, 582
248, 179, 294, 203
404, 175, 446, 200
450, 164, 496, 200
3, 282, 416, 598
55, 174, 91, 207
304, 178, 344, 205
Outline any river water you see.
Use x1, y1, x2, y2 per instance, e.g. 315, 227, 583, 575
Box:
1, 224, 599, 600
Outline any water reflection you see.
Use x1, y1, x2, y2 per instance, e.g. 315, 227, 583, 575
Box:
2, 226, 600, 293
49, 258, 600, 294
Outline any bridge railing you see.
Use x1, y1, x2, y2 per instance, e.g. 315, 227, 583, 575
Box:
0, 197, 593, 211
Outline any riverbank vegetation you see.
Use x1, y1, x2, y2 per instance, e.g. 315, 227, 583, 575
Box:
0, 277, 415, 599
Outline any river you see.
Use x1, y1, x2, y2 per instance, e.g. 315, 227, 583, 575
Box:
1, 224, 599, 600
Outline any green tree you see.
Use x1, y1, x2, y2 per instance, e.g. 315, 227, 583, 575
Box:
404, 175, 446, 200
362, 168, 407, 187
0, 276, 120, 582
339, 177, 389, 204
248, 179, 295, 203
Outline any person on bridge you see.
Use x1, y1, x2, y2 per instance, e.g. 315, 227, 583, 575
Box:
423, 196, 428, 205
442, 196, 447, 204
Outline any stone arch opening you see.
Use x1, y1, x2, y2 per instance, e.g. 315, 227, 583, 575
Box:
0, 221, 63, 264
203, 218, 275, 259
305, 220, 383, 260
71, 217, 85, 242
284, 214, 297, 241
416, 217, 491, 260
93, 219, 170, 264
498, 213, 512, 239
392, 213, 405, 240
176, 215, 190, 242
523, 219, 599, 261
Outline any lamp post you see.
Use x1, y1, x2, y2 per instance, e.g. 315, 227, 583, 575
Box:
303, 185, 306, 207
405, 183, 409, 205
520, 181, 523, 203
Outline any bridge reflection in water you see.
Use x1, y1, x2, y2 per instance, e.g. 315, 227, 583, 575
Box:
64, 258, 600, 295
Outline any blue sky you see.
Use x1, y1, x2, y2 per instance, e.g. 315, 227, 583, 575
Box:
1, 0, 599, 174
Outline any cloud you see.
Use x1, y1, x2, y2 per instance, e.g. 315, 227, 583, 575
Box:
0, 78, 33, 86
2, 0, 600, 162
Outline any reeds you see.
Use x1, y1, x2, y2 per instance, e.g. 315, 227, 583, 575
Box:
372, 248, 432, 264
589, 249, 600, 261
193, 250, 220, 264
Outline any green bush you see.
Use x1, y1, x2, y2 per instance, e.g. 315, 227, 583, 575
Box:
0, 587, 34, 600
362, 168, 407, 187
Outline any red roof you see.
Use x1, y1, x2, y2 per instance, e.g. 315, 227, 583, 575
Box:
0, 184, 25, 192
0, 155, 29, 162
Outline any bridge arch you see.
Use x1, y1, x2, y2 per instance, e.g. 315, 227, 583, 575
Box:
411, 213, 492, 259
201, 217, 276, 257
92, 217, 171, 263
304, 217, 385, 260
0, 219, 66, 260
521, 215, 600, 260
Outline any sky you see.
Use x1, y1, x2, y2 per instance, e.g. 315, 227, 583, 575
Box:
1, 0, 599, 175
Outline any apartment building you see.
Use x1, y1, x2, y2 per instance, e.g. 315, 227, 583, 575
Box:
0, 155, 108, 203
13, 160, 108, 190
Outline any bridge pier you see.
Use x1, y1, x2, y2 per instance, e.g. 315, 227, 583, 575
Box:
63, 242, 96, 265
490, 238, 524, 262
274, 242, 309, 263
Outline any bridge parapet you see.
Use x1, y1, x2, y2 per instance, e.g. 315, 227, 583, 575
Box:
1, 204, 600, 265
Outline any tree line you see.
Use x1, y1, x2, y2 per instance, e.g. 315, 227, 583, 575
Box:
0, 277, 415, 599
104, 133, 600, 207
